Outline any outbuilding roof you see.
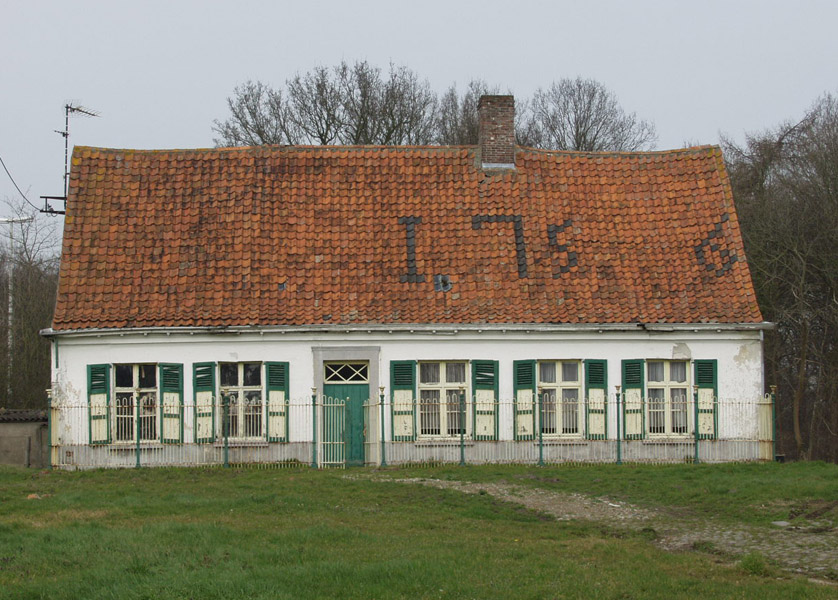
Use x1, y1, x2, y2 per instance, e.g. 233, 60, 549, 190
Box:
52, 144, 763, 331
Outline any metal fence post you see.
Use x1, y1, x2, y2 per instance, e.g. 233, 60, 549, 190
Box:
693, 385, 700, 464
135, 396, 141, 469
46, 389, 53, 470
615, 386, 622, 465
459, 388, 466, 466
222, 394, 229, 468
769, 385, 777, 461
379, 387, 386, 467
537, 389, 544, 467
311, 388, 318, 468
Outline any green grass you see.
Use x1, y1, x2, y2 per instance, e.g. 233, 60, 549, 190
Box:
391, 461, 838, 526
0, 464, 833, 599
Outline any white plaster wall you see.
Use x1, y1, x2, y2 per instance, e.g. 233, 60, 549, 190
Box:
50, 328, 764, 445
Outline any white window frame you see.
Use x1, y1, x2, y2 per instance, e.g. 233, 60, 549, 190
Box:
537, 360, 583, 438
113, 364, 158, 443
219, 362, 265, 440
646, 360, 692, 437
417, 361, 470, 439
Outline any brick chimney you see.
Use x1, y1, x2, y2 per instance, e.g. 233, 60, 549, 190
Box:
478, 95, 516, 169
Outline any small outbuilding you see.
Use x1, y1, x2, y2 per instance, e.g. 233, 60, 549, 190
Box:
0, 409, 48, 468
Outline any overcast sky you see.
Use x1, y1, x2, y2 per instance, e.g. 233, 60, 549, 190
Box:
1, 0, 836, 222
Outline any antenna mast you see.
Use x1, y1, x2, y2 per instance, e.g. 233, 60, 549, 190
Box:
41, 102, 99, 215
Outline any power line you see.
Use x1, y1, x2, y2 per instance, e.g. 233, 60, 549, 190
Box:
0, 154, 41, 213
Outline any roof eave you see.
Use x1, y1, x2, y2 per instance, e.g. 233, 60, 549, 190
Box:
40, 321, 774, 339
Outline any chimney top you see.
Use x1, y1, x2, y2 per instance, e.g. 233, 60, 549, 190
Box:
478, 95, 516, 170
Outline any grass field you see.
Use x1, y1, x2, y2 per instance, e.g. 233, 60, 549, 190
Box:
0, 462, 836, 599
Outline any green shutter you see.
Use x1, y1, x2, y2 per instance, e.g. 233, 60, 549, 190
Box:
513, 360, 536, 440
390, 360, 416, 441
266, 362, 290, 442
193, 362, 216, 443
584, 359, 608, 440
623, 360, 646, 440
87, 364, 111, 445
694, 359, 718, 440
472, 360, 498, 440
621, 359, 645, 440
159, 363, 184, 444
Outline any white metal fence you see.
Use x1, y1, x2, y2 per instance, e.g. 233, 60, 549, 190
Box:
47, 394, 775, 469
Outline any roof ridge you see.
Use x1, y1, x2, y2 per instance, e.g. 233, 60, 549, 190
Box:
517, 144, 721, 158
72, 144, 720, 158
72, 144, 476, 155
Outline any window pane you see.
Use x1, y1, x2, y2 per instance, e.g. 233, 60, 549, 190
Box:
648, 388, 665, 434
648, 388, 666, 402
244, 390, 263, 437
243, 363, 261, 386
561, 389, 579, 434
648, 362, 664, 382
419, 390, 440, 435
220, 364, 238, 387
115, 365, 133, 388
420, 363, 439, 384
541, 389, 556, 434
139, 393, 157, 440
446, 362, 466, 384
446, 390, 463, 435
138, 364, 156, 388
116, 393, 134, 441
649, 409, 665, 434
671, 388, 688, 404
670, 362, 687, 383
562, 388, 579, 403
539, 362, 556, 384
671, 388, 688, 434
225, 392, 239, 437
561, 362, 578, 382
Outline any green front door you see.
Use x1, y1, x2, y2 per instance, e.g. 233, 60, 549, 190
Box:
323, 362, 369, 466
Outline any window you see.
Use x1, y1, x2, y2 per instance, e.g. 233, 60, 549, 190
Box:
87, 363, 183, 446
325, 362, 369, 383
418, 361, 469, 437
114, 364, 158, 442
219, 362, 264, 439
538, 360, 582, 436
646, 360, 689, 435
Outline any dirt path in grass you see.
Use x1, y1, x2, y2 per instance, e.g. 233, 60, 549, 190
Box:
371, 477, 838, 580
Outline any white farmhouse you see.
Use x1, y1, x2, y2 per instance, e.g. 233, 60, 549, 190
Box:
43, 96, 772, 468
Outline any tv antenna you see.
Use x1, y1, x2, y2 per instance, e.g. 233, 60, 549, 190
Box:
40, 102, 99, 215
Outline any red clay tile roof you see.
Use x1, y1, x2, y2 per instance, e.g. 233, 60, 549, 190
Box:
52, 144, 763, 330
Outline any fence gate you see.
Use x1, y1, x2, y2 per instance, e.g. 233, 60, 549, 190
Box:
320, 395, 346, 466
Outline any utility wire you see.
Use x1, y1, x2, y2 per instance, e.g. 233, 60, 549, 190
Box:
0, 153, 42, 213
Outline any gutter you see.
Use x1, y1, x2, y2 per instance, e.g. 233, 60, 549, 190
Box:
40, 321, 774, 339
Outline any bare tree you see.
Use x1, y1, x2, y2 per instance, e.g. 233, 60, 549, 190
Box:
214, 68, 661, 154
213, 81, 298, 146
724, 93, 838, 461
524, 77, 657, 151
0, 199, 60, 409
213, 61, 438, 147
436, 80, 501, 145
287, 66, 343, 145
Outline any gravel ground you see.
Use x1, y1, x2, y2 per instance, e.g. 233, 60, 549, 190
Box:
362, 476, 838, 581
